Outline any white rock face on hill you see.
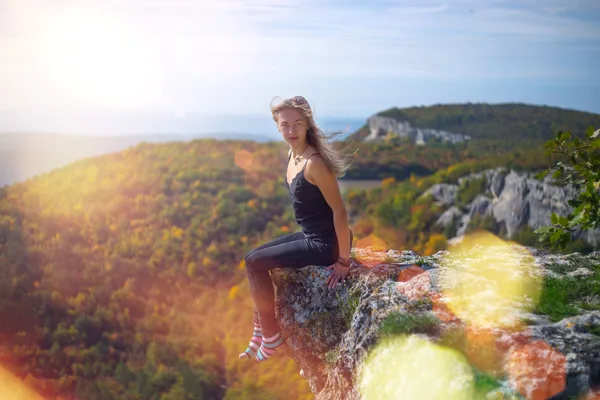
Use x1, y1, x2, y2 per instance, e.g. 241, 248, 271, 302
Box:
365, 115, 471, 145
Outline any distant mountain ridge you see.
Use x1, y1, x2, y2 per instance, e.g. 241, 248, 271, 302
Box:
349, 103, 600, 143
0, 132, 276, 187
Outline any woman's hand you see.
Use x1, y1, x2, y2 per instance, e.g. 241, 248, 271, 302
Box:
325, 261, 350, 289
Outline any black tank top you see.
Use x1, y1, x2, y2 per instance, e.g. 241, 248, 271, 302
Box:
285, 152, 336, 238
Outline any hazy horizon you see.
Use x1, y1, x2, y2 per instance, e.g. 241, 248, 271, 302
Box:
0, 111, 367, 139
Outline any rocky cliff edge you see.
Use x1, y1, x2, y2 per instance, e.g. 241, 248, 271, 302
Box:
271, 239, 600, 400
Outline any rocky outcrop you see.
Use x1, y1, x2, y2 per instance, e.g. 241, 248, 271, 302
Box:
424, 168, 600, 247
364, 116, 470, 145
270, 246, 600, 399
426, 183, 457, 205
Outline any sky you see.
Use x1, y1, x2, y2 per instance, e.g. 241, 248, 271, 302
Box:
0, 0, 599, 134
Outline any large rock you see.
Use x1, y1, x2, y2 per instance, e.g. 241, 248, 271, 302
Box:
270, 247, 600, 399
364, 116, 470, 145
529, 313, 600, 399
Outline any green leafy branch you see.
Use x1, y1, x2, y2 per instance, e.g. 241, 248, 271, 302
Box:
535, 126, 600, 250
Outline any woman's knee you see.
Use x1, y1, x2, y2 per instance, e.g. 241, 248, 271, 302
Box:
245, 249, 278, 272
245, 250, 256, 269
245, 250, 265, 270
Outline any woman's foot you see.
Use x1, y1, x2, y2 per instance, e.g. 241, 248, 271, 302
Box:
255, 331, 285, 362
239, 323, 263, 360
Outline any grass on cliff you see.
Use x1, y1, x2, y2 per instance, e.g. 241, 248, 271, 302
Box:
472, 370, 504, 398
378, 311, 439, 338
534, 257, 600, 322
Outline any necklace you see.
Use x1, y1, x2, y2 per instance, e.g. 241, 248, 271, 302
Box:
293, 144, 309, 166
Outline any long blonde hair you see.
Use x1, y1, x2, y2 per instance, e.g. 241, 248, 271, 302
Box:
270, 96, 355, 178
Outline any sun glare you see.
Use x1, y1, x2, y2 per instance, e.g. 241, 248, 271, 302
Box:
41, 7, 164, 110
0, 365, 43, 400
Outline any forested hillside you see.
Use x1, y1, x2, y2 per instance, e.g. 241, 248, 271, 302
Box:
349, 103, 600, 142
343, 137, 555, 180
345, 165, 597, 257
0, 139, 311, 399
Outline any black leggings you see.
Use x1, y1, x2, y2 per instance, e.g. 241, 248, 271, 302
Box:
244, 231, 340, 334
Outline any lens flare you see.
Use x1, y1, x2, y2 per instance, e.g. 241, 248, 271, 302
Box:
358, 335, 475, 400
0, 366, 44, 400
234, 149, 254, 172
440, 231, 543, 329
464, 325, 505, 377
507, 340, 566, 400
355, 234, 387, 250
397, 265, 425, 282
352, 235, 390, 267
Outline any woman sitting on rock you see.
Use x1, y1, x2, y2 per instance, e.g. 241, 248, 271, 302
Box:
240, 95, 354, 363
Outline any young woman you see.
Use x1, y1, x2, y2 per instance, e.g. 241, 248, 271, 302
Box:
239, 95, 354, 363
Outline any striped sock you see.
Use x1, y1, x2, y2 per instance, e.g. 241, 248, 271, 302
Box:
239, 322, 262, 360
255, 332, 285, 362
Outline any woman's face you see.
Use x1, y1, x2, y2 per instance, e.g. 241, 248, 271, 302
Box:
276, 108, 308, 146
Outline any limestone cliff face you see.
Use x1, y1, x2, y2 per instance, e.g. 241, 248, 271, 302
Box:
270, 247, 600, 400
425, 168, 600, 247
365, 115, 470, 145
